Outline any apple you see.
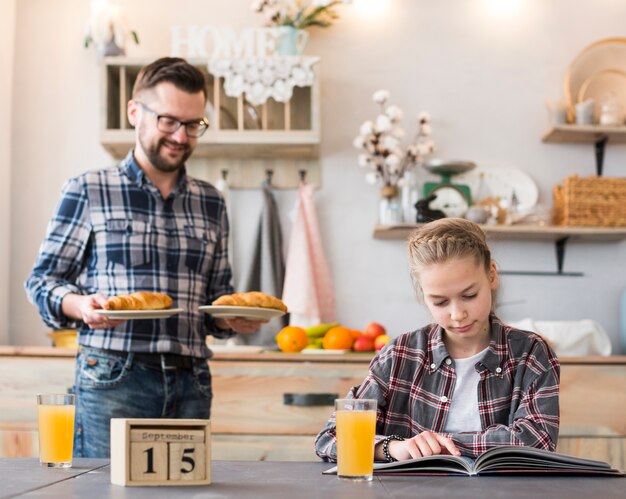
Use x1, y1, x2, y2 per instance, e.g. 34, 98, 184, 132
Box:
374, 334, 391, 351
363, 322, 386, 339
353, 335, 375, 352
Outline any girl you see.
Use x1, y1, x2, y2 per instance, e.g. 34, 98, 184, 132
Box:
315, 218, 560, 462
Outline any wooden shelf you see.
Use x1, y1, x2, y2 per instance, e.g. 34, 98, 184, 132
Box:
100, 57, 320, 160
100, 130, 320, 160
542, 124, 626, 143
373, 224, 626, 242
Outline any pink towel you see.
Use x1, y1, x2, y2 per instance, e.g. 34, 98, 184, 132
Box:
282, 182, 335, 327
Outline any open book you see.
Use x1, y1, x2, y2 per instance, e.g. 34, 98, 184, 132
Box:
323, 446, 624, 477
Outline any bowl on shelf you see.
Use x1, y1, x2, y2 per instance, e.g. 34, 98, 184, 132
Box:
422, 159, 477, 176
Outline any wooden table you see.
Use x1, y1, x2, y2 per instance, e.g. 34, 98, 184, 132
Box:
1, 458, 624, 499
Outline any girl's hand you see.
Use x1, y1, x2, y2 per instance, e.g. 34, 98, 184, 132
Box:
388, 431, 461, 460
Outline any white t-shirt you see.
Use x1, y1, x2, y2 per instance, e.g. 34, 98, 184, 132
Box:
443, 347, 488, 433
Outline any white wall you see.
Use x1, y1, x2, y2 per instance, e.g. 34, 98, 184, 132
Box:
8, 0, 626, 352
0, 0, 16, 344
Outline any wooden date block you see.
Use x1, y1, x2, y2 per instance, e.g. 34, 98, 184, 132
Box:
111, 418, 211, 486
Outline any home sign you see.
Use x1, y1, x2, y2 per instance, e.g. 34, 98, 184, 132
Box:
170, 26, 283, 58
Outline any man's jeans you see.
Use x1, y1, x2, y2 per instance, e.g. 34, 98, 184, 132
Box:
73, 346, 213, 458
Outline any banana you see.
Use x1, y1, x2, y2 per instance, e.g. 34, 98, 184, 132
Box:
305, 322, 339, 339
306, 338, 324, 348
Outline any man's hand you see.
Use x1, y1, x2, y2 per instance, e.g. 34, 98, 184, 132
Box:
62, 293, 125, 330
382, 431, 460, 461
216, 317, 267, 334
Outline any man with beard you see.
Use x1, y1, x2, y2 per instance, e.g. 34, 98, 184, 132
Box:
25, 57, 263, 458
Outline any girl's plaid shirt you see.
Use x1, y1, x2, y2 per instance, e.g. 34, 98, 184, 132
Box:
315, 315, 560, 460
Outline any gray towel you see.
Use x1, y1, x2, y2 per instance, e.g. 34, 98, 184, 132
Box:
240, 181, 288, 346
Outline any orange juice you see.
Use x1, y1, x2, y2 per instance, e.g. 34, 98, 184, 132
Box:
336, 409, 376, 478
38, 404, 75, 464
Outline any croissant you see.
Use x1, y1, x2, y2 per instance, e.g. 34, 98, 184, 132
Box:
212, 291, 288, 312
104, 292, 174, 311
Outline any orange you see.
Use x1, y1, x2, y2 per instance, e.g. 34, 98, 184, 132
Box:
322, 326, 355, 350
351, 329, 363, 340
275, 326, 308, 353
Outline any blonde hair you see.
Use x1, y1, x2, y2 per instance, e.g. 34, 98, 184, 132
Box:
407, 218, 493, 302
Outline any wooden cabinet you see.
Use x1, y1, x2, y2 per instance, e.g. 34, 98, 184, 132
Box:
101, 57, 320, 160
1, 348, 625, 469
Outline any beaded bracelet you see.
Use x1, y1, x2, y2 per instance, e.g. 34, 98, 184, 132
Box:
382, 434, 405, 462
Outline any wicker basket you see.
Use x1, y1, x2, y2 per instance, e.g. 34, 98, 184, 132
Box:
553, 175, 626, 226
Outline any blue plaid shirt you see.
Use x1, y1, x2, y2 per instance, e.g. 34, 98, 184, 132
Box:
25, 151, 234, 358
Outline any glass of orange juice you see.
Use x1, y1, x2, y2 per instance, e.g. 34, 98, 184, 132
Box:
37, 393, 75, 468
335, 398, 377, 481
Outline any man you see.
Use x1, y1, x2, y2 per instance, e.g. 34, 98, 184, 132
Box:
26, 57, 262, 458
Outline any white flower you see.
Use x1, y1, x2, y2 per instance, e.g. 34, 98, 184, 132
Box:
358, 154, 371, 167
264, 6, 280, 22
381, 135, 399, 151
365, 172, 379, 185
359, 120, 374, 136
312, 0, 333, 6
385, 153, 401, 168
375, 114, 392, 133
391, 127, 405, 139
356, 89, 435, 191
85, 0, 138, 54
373, 89, 390, 105
251, 0, 265, 11
385, 105, 404, 122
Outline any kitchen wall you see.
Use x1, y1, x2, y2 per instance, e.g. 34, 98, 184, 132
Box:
0, 0, 16, 345
6, 0, 626, 353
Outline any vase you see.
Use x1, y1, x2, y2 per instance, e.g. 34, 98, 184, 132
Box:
276, 26, 308, 56
96, 39, 126, 58
379, 185, 403, 225
401, 170, 421, 223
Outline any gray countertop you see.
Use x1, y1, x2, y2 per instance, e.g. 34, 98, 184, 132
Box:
1, 459, 624, 499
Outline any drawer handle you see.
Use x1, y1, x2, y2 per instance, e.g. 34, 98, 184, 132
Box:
283, 393, 338, 407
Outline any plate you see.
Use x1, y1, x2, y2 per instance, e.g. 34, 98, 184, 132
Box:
454, 165, 538, 213
565, 37, 626, 119
577, 68, 626, 120
199, 306, 286, 320
300, 349, 351, 355
207, 345, 265, 353
95, 308, 184, 319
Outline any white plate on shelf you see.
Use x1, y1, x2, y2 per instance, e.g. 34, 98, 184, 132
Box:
95, 308, 184, 320
199, 306, 286, 320
565, 37, 626, 115
454, 165, 539, 213
577, 68, 626, 119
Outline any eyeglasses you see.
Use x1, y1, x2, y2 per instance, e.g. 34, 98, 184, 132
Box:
135, 101, 209, 138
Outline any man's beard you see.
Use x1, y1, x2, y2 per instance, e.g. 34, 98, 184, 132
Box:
141, 135, 192, 173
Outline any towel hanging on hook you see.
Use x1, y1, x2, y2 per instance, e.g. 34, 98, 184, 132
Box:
240, 179, 287, 346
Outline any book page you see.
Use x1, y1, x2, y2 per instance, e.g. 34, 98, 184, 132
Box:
373, 455, 475, 475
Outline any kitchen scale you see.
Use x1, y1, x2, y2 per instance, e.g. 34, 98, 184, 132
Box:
422, 159, 476, 218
